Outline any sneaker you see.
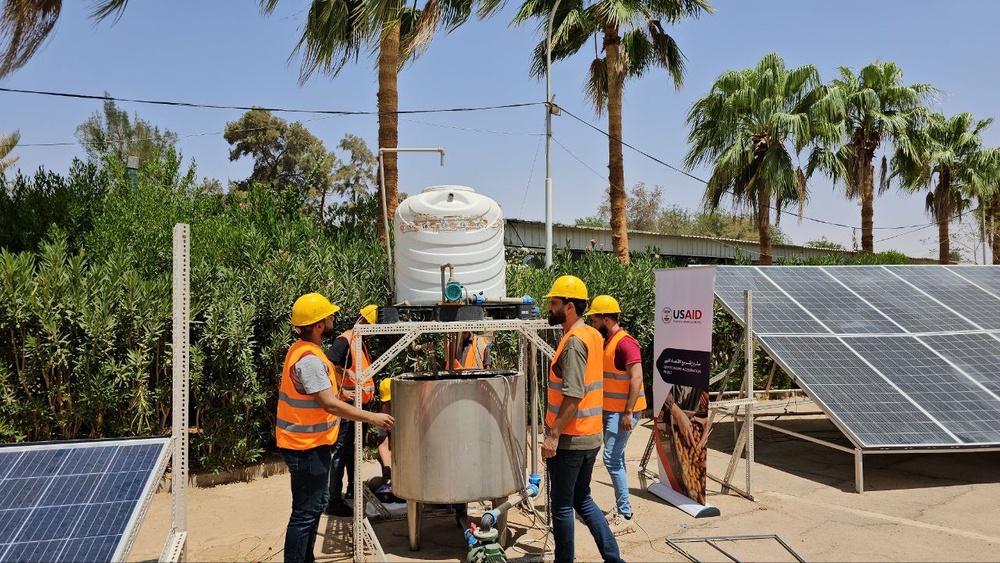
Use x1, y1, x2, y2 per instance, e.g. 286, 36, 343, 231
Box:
603, 508, 616, 523
325, 500, 353, 518
607, 511, 636, 536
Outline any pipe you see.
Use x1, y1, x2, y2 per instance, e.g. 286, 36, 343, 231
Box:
530, 340, 539, 477
479, 478, 540, 531
543, 0, 561, 269
440, 263, 455, 302
377, 147, 446, 302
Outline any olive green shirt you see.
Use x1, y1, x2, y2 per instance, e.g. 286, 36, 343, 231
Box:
551, 335, 603, 450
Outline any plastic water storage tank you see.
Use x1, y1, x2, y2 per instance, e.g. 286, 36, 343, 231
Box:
394, 185, 506, 304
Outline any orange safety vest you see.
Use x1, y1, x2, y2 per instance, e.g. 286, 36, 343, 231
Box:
335, 329, 375, 404
546, 325, 604, 436
276, 340, 340, 450
445, 335, 488, 369
602, 328, 647, 413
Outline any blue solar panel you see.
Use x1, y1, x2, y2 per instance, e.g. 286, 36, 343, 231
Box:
716, 265, 1000, 450
0, 438, 169, 563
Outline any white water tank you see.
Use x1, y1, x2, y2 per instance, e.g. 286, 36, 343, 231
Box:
394, 185, 506, 304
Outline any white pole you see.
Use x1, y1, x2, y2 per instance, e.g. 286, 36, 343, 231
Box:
544, 0, 561, 268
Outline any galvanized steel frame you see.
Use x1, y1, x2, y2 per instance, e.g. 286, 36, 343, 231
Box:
164, 224, 190, 562
347, 319, 559, 562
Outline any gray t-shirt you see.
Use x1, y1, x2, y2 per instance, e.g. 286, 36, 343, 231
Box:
552, 336, 603, 450
293, 354, 333, 395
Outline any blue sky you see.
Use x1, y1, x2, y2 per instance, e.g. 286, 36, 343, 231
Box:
2, 0, 999, 261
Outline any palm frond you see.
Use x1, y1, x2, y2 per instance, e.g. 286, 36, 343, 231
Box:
0, 0, 60, 78
584, 57, 608, 115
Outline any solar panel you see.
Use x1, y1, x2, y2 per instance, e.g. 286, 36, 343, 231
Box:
0, 437, 170, 563
713, 266, 828, 335
757, 335, 957, 448
885, 266, 1000, 331
716, 265, 1000, 451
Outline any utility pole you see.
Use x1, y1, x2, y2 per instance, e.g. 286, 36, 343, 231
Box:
544, 0, 562, 268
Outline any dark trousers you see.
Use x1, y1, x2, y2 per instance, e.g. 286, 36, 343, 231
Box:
280, 445, 332, 563
547, 447, 624, 563
328, 418, 355, 503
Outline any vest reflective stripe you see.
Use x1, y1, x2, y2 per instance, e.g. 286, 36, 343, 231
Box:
276, 418, 341, 434
602, 328, 647, 413
546, 325, 605, 436
336, 330, 375, 404
549, 380, 603, 393
278, 392, 322, 409
446, 336, 487, 369
275, 340, 341, 450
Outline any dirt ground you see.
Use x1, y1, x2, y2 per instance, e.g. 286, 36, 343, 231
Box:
130, 404, 1000, 562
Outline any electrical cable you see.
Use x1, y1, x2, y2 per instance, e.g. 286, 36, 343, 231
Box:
0, 86, 543, 115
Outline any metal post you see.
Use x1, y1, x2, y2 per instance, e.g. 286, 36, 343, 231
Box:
377, 148, 446, 300
352, 332, 366, 563
544, 0, 562, 268
744, 290, 754, 496
982, 203, 989, 265
530, 339, 539, 476
855, 449, 865, 493
127, 156, 139, 191
170, 224, 189, 562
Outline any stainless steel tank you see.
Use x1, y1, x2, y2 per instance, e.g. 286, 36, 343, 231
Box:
392, 370, 526, 503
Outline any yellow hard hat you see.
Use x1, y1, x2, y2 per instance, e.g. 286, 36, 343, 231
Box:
379, 378, 392, 402
360, 304, 378, 325
544, 275, 588, 301
586, 295, 621, 316
291, 293, 340, 326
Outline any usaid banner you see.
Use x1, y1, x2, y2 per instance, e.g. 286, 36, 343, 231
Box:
649, 267, 719, 518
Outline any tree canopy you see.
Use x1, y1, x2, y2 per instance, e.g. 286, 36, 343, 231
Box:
76, 97, 178, 166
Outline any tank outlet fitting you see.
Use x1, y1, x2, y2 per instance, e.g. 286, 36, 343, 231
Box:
527, 473, 541, 497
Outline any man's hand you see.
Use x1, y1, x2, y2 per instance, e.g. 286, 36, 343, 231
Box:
340, 389, 356, 402
619, 411, 634, 432
369, 412, 394, 430
541, 434, 559, 459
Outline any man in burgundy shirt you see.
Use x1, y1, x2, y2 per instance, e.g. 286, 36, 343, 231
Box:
586, 295, 647, 536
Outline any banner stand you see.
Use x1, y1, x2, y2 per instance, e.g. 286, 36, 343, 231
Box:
640, 289, 756, 506
648, 482, 720, 518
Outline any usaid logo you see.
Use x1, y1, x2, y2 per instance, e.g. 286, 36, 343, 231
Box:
662, 306, 704, 324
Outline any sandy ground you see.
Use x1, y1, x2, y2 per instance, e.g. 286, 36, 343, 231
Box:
130, 405, 1000, 562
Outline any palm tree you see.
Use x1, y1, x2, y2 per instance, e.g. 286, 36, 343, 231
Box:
807, 61, 935, 253
684, 53, 833, 265
892, 112, 1000, 264
513, 0, 713, 265
0, 129, 19, 173
0, 1, 125, 79
261, 0, 501, 245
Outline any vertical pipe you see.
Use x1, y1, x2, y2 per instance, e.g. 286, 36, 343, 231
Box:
530, 339, 539, 476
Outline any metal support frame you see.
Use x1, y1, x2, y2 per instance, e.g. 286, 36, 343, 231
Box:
711, 290, 756, 500
162, 224, 190, 562
348, 319, 558, 562
665, 534, 806, 563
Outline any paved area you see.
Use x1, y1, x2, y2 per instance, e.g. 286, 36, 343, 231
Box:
130, 402, 1000, 562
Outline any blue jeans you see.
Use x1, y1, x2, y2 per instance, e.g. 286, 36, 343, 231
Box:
280, 445, 332, 563
328, 418, 355, 503
547, 447, 624, 563
603, 411, 640, 517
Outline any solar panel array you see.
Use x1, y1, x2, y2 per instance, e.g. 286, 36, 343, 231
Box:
0, 437, 170, 563
714, 265, 1000, 450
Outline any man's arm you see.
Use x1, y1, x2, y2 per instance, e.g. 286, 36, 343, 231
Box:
541, 396, 580, 459
314, 387, 393, 429
620, 362, 643, 431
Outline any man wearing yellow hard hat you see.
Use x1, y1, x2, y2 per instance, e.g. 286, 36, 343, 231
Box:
586, 294, 646, 536
542, 276, 623, 563
277, 293, 393, 563
326, 304, 379, 517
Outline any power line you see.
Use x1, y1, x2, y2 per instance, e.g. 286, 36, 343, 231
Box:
556, 104, 957, 234
0, 86, 543, 116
